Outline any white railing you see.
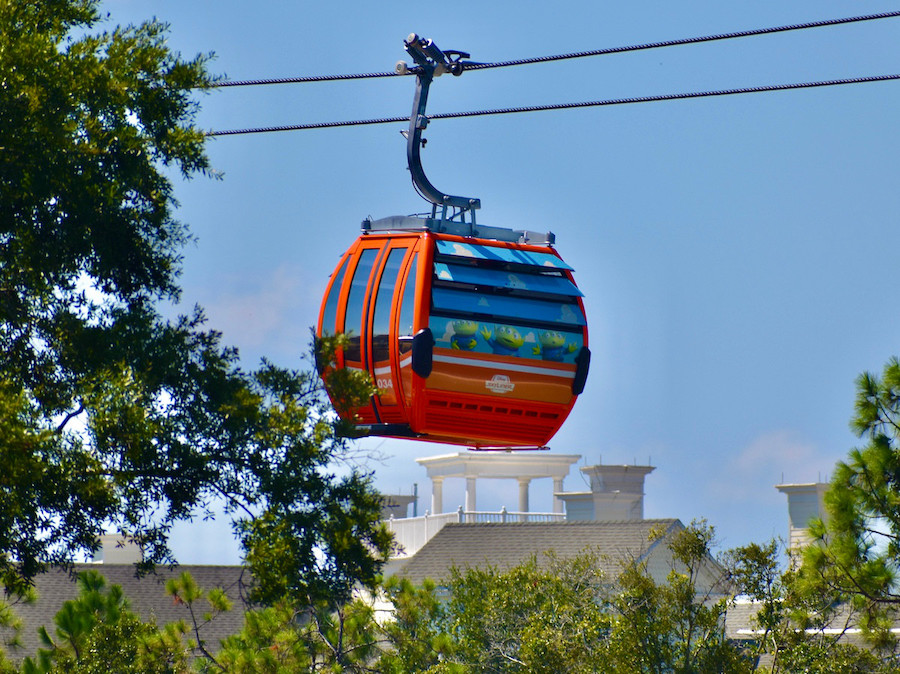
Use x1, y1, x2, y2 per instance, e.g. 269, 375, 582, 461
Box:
385, 506, 566, 558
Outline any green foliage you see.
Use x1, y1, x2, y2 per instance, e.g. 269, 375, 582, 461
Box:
14, 529, 900, 673
0, 588, 30, 674
215, 603, 310, 673
31, 570, 128, 668
606, 521, 748, 674
0, 0, 389, 601
725, 538, 900, 673
391, 521, 894, 672
376, 523, 748, 673
378, 577, 452, 673
40, 612, 190, 674
239, 467, 393, 608
798, 357, 900, 649
165, 572, 231, 663
23, 570, 190, 673
215, 596, 383, 673
723, 540, 785, 664
303, 598, 381, 672
439, 551, 609, 672
0, 382, 118, 594
312, 334, 378, 437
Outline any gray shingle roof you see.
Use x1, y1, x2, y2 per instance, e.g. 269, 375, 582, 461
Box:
3, 564, 248, 662
394, 519, 684, 585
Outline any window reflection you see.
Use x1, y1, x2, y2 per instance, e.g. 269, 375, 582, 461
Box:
343, 248, 378, 363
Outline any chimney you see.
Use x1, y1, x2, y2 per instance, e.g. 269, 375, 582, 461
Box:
379, 493, 417, 520
775, 482, 829, 562
92, 534, 142, 564
582, 464, 655, 521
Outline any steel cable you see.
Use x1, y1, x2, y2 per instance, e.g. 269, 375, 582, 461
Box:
207, 73, 900, 136
463, 10, 900, 73
213, 10, 900, 88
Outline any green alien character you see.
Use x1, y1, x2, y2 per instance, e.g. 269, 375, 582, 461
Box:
480, 324, 524, 356
450, 320, 480, 351
533, 330, 578, 361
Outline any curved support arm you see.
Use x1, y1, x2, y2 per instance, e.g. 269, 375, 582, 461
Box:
403, 34, 481, 213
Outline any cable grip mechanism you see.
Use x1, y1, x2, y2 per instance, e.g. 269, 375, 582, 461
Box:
398, 34, 480, 221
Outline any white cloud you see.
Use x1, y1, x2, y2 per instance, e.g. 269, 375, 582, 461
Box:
708, 430, 822, 503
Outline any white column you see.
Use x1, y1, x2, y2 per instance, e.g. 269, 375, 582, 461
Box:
552, 477, 565, 514
465, 477, 477, 512
518, 478, 531, 513
432, 477, 444, 515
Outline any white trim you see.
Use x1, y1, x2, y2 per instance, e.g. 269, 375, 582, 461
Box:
433, 353, 575, 379
734, 627, 900, 636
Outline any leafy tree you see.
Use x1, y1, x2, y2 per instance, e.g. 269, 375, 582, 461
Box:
214, 602, 311, 673
725, 540, 895, 673
25, 570, 387, 673
17, 532, 900, 673
605, 521, 748, 674
214, 596, 382, 672
0, 588, 29, 674
377, 576, 453, 673
23, 570, 190, 673
723, 540, 786, 666
220, 575, 450, 673
718, 358, 900, 670
379, 523, 746, 673
799, 356, 900, 648
0, 0, 390, 601
165, 571, 232, 664
438, 551, 609, 673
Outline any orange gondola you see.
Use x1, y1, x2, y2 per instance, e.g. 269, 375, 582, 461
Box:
316, 34, 590, 449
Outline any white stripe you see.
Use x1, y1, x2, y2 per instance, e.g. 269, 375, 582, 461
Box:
433, 354, 575, 379
374, 364, 392, 376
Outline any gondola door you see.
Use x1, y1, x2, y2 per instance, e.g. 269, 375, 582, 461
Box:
336, 243, 382, 424
365, 241, 412, 424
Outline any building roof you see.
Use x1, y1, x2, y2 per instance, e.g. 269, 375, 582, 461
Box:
395, 519, 685, 585
3, 564, 248, 662
416, 450, 581, 479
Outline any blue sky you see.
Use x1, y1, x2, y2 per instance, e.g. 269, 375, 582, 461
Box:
104, 1, 900, 562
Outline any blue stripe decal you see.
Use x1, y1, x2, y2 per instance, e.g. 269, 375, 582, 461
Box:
433, 262, 583, 297
432, 288, 586, 327
435, 240, 574, 271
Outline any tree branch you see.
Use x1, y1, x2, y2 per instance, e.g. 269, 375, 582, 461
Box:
55, 403, 85, 434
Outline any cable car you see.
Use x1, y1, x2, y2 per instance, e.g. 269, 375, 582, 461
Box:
316, 34, 590, 449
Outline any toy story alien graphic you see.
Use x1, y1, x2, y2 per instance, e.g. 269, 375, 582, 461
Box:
450, 320, 479, 350
533, 330, 578, 361
480, 324, 524, 356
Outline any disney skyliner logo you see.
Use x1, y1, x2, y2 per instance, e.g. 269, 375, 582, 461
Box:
485, 374, 515, 394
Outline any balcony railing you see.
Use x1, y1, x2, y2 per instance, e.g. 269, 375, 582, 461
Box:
385, 506, 566, 558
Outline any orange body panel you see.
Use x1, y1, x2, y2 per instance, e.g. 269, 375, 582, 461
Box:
428, 348, 576, 405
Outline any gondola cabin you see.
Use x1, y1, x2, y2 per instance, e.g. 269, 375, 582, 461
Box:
316, 217, 590, 449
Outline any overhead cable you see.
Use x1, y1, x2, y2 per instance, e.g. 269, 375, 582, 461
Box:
464, 10, 900, 73
207, 72, 900, 136
215, 69, 399, 88
214, 10, 900, 88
